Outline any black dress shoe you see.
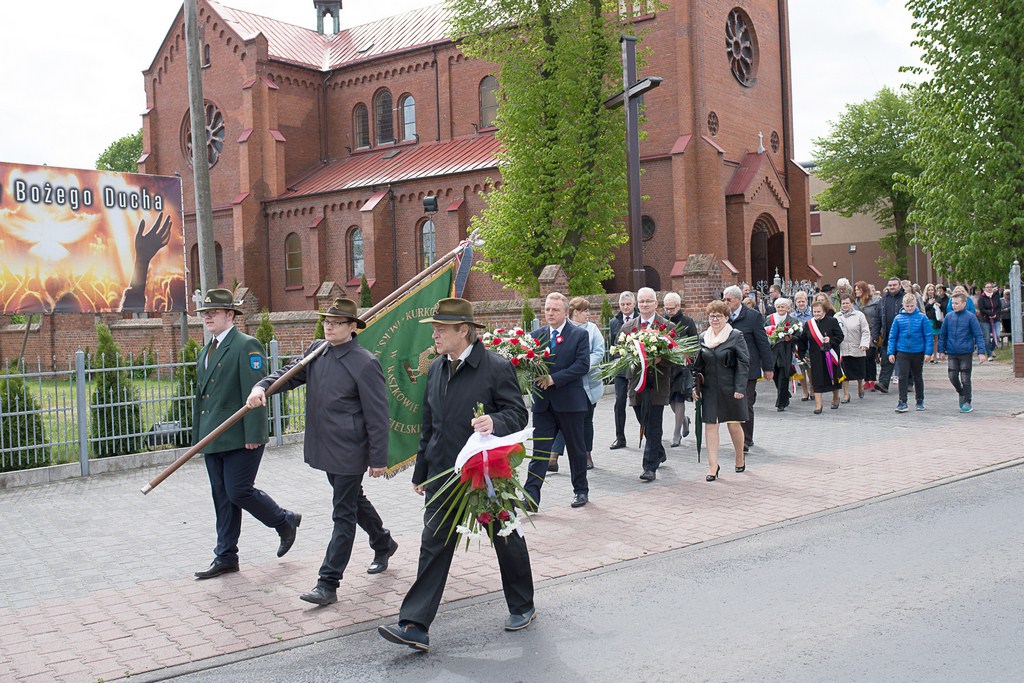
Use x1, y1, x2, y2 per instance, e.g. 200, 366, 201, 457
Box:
777, 406, 786, 412
683, 416, 690, 437
742, 445, 749, 453
194, 561, 239, 580
609, 439, 626, 450
735, 464, 746, 473
639, 470, 656, 482
379, 623, 429, 651
367, 538, 399, 574
570, 494, 588, 508
547, 459, 559, 473
277, 512, 302, 558
706, 465, 720, 482
504, 607, 537, 631
299, 585, 338, 606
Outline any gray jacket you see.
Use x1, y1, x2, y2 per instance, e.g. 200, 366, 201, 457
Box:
257, 337, 389, 475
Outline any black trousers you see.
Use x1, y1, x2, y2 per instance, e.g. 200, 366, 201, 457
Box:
865, 346, 878, 383
878, 344, 895, 388
632, 402, 665, 472
947, 353, 974, 402
398, 506, 534, 630
526, 407, 588, 506
356, 487, 393, 555
613, 375, 629, 441
741, 378, 758, 447
317, 472, 364, 589
205, 445, 288, 564
773, 363, 792, 409
896, 352, 925, 404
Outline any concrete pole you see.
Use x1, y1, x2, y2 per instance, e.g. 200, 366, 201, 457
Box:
621, 37, 645, 292
1010, 260, 1021, 344
184, 0, 217, 341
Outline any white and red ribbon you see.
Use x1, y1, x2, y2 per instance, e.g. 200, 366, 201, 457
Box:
807, 318, 841, 382
633, 338, 648, 392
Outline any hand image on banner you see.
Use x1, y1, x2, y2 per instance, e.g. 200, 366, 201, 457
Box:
360, 262, 455, 474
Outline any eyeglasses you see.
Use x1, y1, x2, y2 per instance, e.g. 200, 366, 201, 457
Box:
322, 319, 350, 327
708, 314, 724, 320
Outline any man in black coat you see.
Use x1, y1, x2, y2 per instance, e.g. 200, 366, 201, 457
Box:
608, 291, 636, 449
723, 285, 773, 451
379, 298, 534, 652
248, 298, 392, 606
872, 278, 905, 392
525, 292, 592, 509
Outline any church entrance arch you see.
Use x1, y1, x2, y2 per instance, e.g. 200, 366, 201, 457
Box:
750, 214, 784, 287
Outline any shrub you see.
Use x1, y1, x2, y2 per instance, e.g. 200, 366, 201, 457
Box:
0, 372, 49, 472
254, 309, 274, 351
600, 295, 614, 329
89, 323, 143, 457
359, 274, 372, 307
314, 316, 325, 340
128, 346, 156, 381
520, 299, 536, 330
165, 339, 200, 448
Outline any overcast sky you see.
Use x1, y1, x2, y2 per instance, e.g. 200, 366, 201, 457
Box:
0, 0, 920, 170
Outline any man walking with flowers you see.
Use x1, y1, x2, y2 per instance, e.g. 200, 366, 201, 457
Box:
524, 292, 592, 509
379, 298, 535, 651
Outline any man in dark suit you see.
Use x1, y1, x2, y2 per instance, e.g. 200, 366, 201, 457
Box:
622, 287, 674, 481
608, 291, 636, 449
248, 298, 394, 606
524, 292, 592, 509
379, 298, 534, 652
723, 285, 774, 452
191, 289, 301, 580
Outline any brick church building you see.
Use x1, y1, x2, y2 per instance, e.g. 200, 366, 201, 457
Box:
140, 0, 816, 313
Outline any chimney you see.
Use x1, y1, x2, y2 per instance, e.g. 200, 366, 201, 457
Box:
314, 0, 342, 36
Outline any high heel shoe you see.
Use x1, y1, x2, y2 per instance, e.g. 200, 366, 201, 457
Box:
706, 465, 720, 482
735, 463, 745, 473
813, 407, 823, 414
840, 397, 850, 404
831, 402, 840, 409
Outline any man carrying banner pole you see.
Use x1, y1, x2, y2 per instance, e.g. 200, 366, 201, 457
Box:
247, 298, 394, 606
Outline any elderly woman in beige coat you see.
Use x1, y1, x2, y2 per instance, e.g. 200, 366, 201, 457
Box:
837, 293, 871, 401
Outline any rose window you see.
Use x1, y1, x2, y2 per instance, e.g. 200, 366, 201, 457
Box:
726, 8, 758, 87
770, 131, 780, 153
707, 111, 720, 136
182, 101, 226, 168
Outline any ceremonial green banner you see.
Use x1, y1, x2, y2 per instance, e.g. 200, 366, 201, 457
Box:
362, 263, 454, 474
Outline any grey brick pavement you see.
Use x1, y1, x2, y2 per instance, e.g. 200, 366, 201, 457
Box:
1, 361, 1022, 682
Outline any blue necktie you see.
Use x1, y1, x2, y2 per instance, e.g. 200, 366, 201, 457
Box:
549, 328, 558, 351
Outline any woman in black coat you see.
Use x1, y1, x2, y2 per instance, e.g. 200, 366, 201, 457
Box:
692, 300, 750, 481
797, 300, 845, 414
765, 297, 801, 412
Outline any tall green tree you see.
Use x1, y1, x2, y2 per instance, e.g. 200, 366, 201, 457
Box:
95, 128, 143, 173
89, 323, 143, 456
447, 0, 634, 295
903, 0, 1024, 283
812, 87, 920, 279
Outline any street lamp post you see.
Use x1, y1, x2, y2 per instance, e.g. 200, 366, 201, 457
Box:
848, 244, 857, 282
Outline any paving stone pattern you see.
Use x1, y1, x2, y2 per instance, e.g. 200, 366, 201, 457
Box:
1, 362, 1022, 682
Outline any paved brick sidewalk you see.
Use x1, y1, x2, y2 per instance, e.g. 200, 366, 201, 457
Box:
1, 362, 1021, 682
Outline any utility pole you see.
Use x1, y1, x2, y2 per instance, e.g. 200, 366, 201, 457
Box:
605, 36, 662, 292
184, 0, 216, 337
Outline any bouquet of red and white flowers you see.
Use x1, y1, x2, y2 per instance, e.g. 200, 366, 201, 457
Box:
597, 323, 699, 391
480, 326, 551, 395
765, 319, 803, 346
425, 413, 535, 548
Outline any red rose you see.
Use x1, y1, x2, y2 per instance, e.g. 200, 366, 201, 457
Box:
492, 338, 501, 346
477, 512, 493, 525
543, 349, 551, 357
556, 335, 564, 344
510, 357, 520, 366
496, 328, 505, 334
497, 509, 511, 521
659, 323, 667, 331
526, 349, 535, 359
669, 329, 677, 337
509, 338, 520, 346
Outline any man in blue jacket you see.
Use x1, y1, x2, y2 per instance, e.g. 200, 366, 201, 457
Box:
938, 292, 988, 412
887, 293, 934, 412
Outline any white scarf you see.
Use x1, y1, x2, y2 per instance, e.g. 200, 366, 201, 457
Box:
703, 322, 734, 349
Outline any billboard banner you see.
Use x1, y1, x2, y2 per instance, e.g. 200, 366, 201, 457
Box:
0, 162, 186, 314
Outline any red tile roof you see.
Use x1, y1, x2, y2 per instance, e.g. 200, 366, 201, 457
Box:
278, 134, 501, 199
211, 1, 453, 71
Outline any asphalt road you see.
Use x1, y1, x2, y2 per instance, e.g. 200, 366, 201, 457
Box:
157, 463, 1024, 683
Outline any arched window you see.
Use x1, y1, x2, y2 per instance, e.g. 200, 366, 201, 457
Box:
348, 227, 364, 278
285, 233, 303, 287
374, 89, 394, 144
189, 243, 224, 290
399, 94, 416, 141
214, 242, 224, 284
420, 219, 436, 269
354, 104, 369, 148
202, 43, 211, 67
479, 76, 498, 128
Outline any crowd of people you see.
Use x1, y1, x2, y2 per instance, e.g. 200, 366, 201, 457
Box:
179, 278, 1013, 653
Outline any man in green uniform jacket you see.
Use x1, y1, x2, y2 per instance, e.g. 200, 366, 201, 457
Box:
192, 289, 301, 580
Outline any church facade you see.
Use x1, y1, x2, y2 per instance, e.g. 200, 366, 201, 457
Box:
140, 0, 815, 312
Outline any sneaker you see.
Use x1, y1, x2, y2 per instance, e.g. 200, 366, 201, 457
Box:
916, 402, 926, 411
895, 402, 909, 413
961, 402, 973, 413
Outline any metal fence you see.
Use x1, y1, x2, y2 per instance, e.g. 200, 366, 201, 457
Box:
0, 339, 310, 475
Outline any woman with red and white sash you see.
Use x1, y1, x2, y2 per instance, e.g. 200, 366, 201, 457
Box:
797, 300, 845, 414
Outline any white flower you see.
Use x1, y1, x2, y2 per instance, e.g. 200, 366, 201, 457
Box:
497, 510, 526, 538
455, 524, 481, 541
